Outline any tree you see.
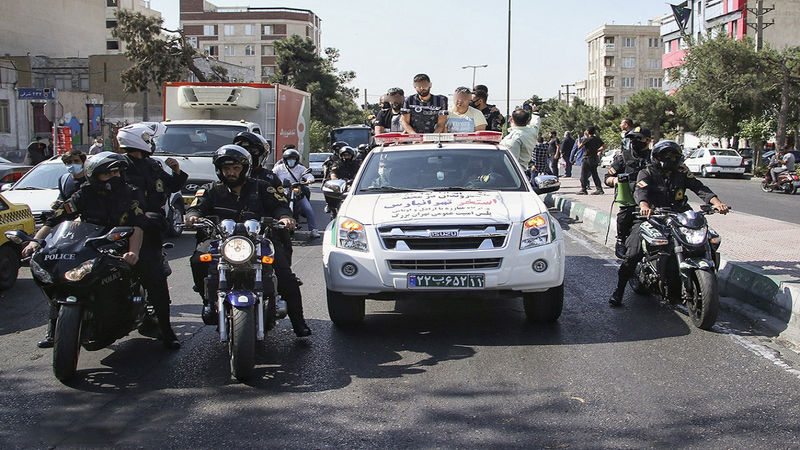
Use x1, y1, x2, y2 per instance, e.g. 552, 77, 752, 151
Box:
738, 115, 774, 168
112, 9, 227, 94
271, 35, 363, 129
624, 89, 679, 141
760, 46, 800, 149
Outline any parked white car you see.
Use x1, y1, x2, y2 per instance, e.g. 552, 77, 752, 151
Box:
0, 158, 65, 228
600, 149, 621, 168
322, 132, 565, 327
683, 148, 746, 178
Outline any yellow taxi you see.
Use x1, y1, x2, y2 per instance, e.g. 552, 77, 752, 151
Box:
0, 193, 34, 290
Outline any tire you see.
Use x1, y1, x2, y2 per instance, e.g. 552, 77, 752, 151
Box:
761, 180, 774, 193
701, 166, 710, 178
53, 304, 82, 382
785, 184, 796, 195
327, 289, 365, 328
686, 270, 719, 330
165, 203, 183, 238
628, 269, 648, 295
523, 284, 564, 323
0, 244, 21, 290
229, 305, 256, 381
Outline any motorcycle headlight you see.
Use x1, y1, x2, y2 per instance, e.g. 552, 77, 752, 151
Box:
30, 258, 54, 284
679, 226, 707, 246
336, 217, 368, 252
221, 237, 255, 264
520, 213, 554, 249
64, 258, 97, 282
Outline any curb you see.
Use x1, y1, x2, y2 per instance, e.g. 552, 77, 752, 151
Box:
543, 192, 800, 340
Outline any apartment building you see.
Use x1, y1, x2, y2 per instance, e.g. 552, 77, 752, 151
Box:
584, 24, 664, 108
179, 0, 322, 83
106, 0, 163, 53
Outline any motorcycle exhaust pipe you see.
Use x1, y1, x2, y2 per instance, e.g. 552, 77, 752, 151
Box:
217, 291, 227, 342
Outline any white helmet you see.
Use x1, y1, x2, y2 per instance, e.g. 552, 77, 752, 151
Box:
117, 122, 167, 154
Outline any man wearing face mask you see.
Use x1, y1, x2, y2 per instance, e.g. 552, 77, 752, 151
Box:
375, 88, 405, 134
273, 149, 320, 239
607, 140, 729, 307
471, 87, 505, 132
53, 149, 88, 210
401, 74, 448, 134
23, 152, 145, 348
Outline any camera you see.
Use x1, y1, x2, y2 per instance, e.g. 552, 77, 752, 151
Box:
617, 172, 630, 183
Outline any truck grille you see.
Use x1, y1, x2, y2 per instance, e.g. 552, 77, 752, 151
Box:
388, 258, 502, 271
378, 224, 510, 251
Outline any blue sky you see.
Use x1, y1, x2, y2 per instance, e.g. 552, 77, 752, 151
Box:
152, 0, 669, 113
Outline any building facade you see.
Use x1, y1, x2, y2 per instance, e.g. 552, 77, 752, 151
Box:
179, 0, 322, 83
584, 24, 664, 108
106, 0, 163, 54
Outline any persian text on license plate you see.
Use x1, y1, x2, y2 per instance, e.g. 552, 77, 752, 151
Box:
408, 274, 485, 288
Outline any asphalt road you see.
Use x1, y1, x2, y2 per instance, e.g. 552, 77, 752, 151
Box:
1, 190, 800, 448
688, 176, 799, 224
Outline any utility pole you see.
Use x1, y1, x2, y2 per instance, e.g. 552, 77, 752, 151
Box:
461, 64, 488, 90
746, 0, 775, 51
561, 83, 575, 105
558, 90, 562, 104
364, 89, 368, 109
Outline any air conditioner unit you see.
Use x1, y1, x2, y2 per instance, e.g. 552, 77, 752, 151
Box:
177, 86, 261, 109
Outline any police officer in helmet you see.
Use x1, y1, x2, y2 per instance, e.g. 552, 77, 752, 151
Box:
23, 152, 146, 347
604, 126, 652, 258
233, 132, 276, 183
185, 145, 311, 337
116, 122, 187, 348
608, 140, 729, 307
330, 146, 359, 180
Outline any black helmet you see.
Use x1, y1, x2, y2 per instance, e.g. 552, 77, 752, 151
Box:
85, 152, 129, 185
233, 132, 269, 166
339, 146, 355, 159
331, 141, 348, 156
651, 140, 683, 171
281, 148, 301, 168
625, 126, 652, 159
213, 145, 251, 187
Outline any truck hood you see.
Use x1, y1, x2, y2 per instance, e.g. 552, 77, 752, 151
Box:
342, 191, 545, 225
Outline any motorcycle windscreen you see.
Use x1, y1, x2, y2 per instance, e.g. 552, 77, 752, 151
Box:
44, 221, 107, 253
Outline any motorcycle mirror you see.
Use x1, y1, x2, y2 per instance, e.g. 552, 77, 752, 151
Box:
303, 168, 312, 175
105, 227, 134, 241
4, 229, 32, 245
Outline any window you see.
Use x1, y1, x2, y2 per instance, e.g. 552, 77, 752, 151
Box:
648, 78, 663, 88
622, 77, 635, 88
224, 45, 235, 56
79, 74, 89, 91
106, 20, 117, 29
244, 24, 255, 35
245, 45, 255, 56
649, 37, 660, 48
623, 37, 636, 47
187, 36, 198, 48
604, 56, 614, 67
604, 96, 615, 106
648, 58, 661, 69
106, 0, 117, 6
604, 76, 615, 88
263, 25, 272, 35
0, 100, 9, 133
262, 65, 274, 77
55, 74, 72, 91
604, 36, 615, 44
206, 45, 218, 56
621, 57, 636, 68
203, 25, 215, 36
731, 20, 738, 35
261, 45, 274, 56
224, 25, 235, 36
665, 40, 671, 54
106, 40, 119, 50
621, 97, 629, 104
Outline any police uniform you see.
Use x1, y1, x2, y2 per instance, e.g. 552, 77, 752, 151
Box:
330, 159, 359, 181
45, 182, 144, 229
248, 165, 295, 263
185, 178, 309, 333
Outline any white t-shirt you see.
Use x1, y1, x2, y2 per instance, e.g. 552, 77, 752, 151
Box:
446, 106, 488, 133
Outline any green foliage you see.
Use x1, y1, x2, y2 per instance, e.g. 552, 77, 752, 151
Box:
624, 89, 679, 141
112, 9, 210, 94
271, 35, 363, 128
309, 119, 333, 151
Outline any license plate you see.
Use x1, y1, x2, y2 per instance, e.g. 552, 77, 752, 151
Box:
408, 273, 485, 288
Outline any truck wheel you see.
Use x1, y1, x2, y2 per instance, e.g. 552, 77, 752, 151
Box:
523, 284, 563, 323
229, 305, 255, 381
53, 304, 82, 382
0, 245, 21, 290
327, 289, 365, 328
686, 270, 719, 331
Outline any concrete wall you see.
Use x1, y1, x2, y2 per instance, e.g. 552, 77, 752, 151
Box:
762, 0, 800, 50
0, 0, 106, 58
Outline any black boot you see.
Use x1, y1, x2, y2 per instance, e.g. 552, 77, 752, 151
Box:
291, 318, 312, 337
615, 239, 626, 259
155, 304, 180, 350
37, 319, 56, 348
608, 288, 624, 307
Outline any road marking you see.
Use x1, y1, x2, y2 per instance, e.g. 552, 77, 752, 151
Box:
564, 227, 800, 382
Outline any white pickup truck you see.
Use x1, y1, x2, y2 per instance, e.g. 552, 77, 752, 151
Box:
322, 132, 565, 327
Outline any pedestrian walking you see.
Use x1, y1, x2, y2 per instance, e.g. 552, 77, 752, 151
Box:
548, 131, 560, 178
576, 126, 605, 195
532, 137, 550, 178
23, 137, 48, 165
561, 131, 575, 177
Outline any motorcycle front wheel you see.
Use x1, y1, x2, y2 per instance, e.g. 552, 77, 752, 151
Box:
686, 270, 719, 330
229, 305, 255, 381
760, 180, 774, 193
53, 304, 82, 382
628, 264, 649, 294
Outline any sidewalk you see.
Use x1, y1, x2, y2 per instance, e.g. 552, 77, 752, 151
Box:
543, 174, 800, 342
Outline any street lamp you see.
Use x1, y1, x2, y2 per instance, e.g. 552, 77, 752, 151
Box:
461, 64, 488, 91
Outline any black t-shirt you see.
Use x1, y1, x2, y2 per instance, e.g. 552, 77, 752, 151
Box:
375, 108, 403, 132
401, 94, 448, 133
548, 138, 560, 158
582, 135, 604, 163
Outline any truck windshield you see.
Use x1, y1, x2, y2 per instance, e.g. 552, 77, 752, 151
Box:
357, 148, 526, 193
155, 125, 248, 156
331, 129, 370, 148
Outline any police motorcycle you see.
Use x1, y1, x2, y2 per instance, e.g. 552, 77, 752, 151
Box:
627, 204, 723, 330
282, 168, 314, 230
194, 213, 287, 381
6, 222, 153, 382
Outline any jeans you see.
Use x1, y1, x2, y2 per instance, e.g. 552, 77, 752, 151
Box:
296, 196, 318, 231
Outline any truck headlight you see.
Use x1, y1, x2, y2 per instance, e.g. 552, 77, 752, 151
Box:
520, 214, 554, 249
64, 258, 97, 282
222, 237, 255, 264
336, 217, 368, 252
